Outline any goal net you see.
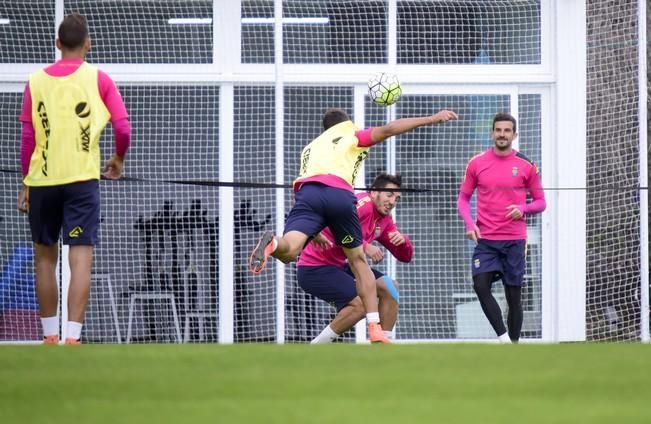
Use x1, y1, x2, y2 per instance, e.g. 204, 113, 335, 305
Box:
0, 0, 646, 343
585, 0, 646, 341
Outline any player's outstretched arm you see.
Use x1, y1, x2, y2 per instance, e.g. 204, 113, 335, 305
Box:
369, 109, 457, 145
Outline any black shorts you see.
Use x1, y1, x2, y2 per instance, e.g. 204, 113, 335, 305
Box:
296, 265, 385, 311
28, 180, 100, 246
284, 183, 363, 249
472, 239, 526, 286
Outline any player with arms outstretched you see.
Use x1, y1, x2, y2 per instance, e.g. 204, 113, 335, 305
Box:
17, 13, 131, 344
250, 107, 457, 343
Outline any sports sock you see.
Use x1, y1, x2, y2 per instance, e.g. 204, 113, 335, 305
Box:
366, 312, 380, 324
41, 316, 59, 337
311, 325, 339, 344
383, 330, 394, 341
66, 321, 83, 340
498, 332, 512, 343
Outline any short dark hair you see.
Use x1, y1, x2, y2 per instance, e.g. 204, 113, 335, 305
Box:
492, 112, 517, 133
58, 13, 89, 50
371, 173, 402, 190
322, 108, 350, 130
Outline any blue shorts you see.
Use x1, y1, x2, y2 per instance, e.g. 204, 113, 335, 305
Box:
284, 183, 362, 249
471, 239, 526, 287
297, 265, 384, 311
28, 180, 100, 246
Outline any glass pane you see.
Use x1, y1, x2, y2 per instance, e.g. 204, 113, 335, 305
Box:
398, 1, 541, 64
65, 0, 213, 64
242, 0, 387, 64
518, 93, 542, 339
0, 0, 55, 63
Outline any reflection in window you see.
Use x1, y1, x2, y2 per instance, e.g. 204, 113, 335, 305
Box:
66, 0, 213, 64
242, 0, 387, 64
0, 1, 54, 64
398, 0, 541, 64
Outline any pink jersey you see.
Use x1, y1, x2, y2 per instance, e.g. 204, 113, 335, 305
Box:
458, 148, 546, 240
294, 128, 374, 192
298, 192, 414, 267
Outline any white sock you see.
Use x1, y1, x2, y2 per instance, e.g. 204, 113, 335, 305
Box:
383, 330, 394, 341
498, 332, 512, 343
41, 316, 59, 337
311, 325, 339, 344
67, 321, 83, 340
366, 312, 380, 324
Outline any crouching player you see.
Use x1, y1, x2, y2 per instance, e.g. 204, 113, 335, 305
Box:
297, 173, 413, 343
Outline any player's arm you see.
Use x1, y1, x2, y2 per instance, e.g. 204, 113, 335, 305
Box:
98, 70, 131, 179
377, 222, 414, 263
457, 161, 480, 242
361, 110, 458, 147
523, 166, 546, 214
17, 84, 34, 214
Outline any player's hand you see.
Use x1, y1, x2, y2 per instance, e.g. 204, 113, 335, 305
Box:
365, 243, 384, 264
465, 226, 480, 243
388, 231, 405, 246
17, 185, 29, 214
311, 232, 333, 251
102, 154, 125, 180
431, 110, 458, 124
505, 204, 523, 220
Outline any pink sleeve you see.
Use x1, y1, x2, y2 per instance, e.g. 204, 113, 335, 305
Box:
98, 70, 129, 122
112, 118, 132, 157
376, 219, 414, 263
355, 128, 374, 147
19, 84, 32, 123
522, 166, 546, 215
20, 123, 36, 177
458, 160, 477, 196
457, 191, 476, 231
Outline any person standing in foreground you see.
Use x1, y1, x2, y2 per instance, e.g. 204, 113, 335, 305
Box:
298, 173, 412, 343
250, 108, 457, 343
457, 112, 545, 343
17, 13, 131, 344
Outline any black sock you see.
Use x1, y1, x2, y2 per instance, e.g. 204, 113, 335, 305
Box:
504, 284, 523, 342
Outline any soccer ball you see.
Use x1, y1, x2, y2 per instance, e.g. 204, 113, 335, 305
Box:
368, 72, 402, 106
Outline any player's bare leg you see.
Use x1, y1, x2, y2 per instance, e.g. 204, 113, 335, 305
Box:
377, 277, 399, 333
249, 230, 308, 273
311, 298, 365, 344
66, 245, 93, 343
34, 244, 60, 344
344, 247, 390, 344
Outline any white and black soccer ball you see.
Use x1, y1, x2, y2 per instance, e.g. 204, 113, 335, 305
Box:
368, 72, 402, 106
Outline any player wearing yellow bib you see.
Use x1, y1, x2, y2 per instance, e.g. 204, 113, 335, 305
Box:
16, 14, 131, 344
249, 107, 457, 343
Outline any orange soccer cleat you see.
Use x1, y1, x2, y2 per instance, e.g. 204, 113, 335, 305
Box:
64, 338, 81, 345
368, 322, 391, 344
43, 335, 60, 345
249, 231, 275, 274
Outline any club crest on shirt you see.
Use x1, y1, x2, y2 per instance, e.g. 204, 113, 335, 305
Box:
474, 258, 481, 268
511, 166, 519, 177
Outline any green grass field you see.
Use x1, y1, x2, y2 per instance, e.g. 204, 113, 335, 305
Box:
1, 343, 649, 423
